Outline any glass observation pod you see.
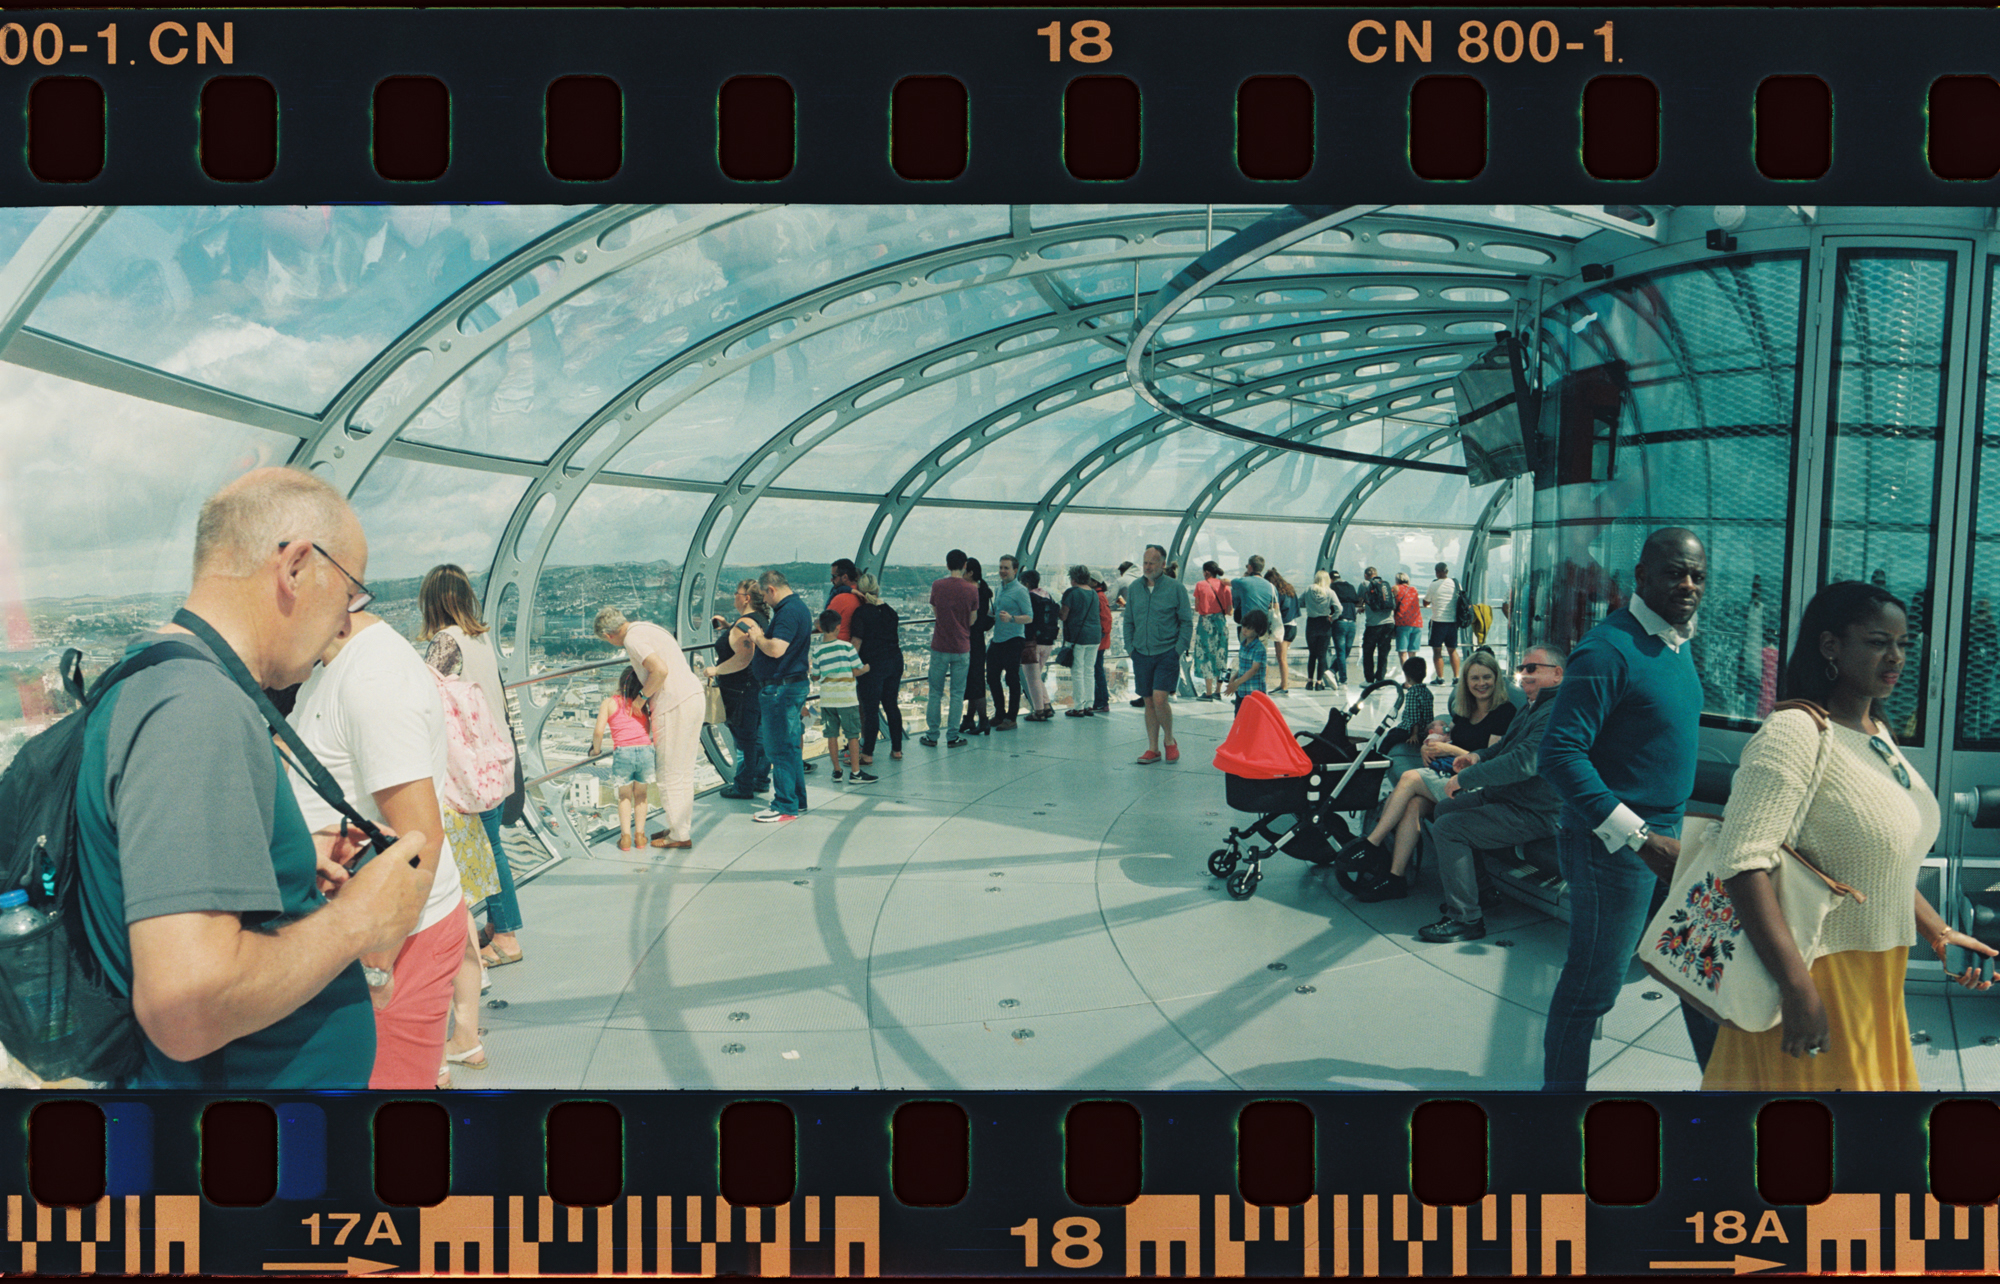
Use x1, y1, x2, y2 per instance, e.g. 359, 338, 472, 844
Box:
1, 204, 1994, 964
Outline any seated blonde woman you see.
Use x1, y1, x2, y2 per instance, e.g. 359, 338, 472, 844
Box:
1334, 651, 1516, 902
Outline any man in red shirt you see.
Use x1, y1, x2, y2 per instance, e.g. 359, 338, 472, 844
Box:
826, 558, 861, 640
922, 549, 979, 747
1393, 572, 1425, 667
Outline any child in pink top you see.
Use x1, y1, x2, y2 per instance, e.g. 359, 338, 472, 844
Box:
592, 667, 654, 851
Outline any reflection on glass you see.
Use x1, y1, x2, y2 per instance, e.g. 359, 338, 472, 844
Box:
1821, 253, 1954, 747
1963, 266, 2000, 749
1528, 253, 1806, 725
0, 364, 296, 772
27, 206, 578, 412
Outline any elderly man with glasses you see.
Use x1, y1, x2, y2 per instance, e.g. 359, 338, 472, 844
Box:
1415, 646, 1569, 944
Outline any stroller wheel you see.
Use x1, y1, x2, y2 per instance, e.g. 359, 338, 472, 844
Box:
1226, 866, 1262, 900
1207, 848, 1238, 879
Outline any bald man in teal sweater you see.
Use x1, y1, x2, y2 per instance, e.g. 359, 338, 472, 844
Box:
1537, 528, 1720, 1091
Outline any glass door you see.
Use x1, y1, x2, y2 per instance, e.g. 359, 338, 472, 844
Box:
1805, 240, 1980, 788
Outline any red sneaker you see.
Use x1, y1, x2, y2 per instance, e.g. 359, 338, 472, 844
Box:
1136, 749, 1162, 765
1164, 742, 1180, 763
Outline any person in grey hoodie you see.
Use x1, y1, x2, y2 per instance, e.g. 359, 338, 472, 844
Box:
1124, 543, 1194, 764
1415, 644, 1570, 942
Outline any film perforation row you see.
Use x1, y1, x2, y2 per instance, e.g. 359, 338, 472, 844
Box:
18, 1096, 2000, 1212
16, 72, 2000, 184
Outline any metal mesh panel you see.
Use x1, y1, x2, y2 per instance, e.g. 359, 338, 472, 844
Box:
1822, 252, 1954, 746
1961, 265, 2000, 749
1528, 254, 1805, 724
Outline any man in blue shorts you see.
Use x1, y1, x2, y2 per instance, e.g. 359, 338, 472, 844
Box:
1123, 543, 1193, 765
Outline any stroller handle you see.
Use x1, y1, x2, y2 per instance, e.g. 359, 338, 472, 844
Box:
1345, 677, 1404, 714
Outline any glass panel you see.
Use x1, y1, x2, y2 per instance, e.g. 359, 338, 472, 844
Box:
346, 455, 534, 613
527, 484, 711, 661
1353, 453, 1501, 529
1188, 520, 1325, 587
1958, 266, 2000, 749
603, 280, 1051, 482
1336, 524, 1474, 599
930, 388, 1151, 504
881, 504, 1039, 581
396, 206, 1013, 463
0, 207, 52, 275
0, 364, 296, 773
27, 206, 579, 412
1048, 256, 1180, 304
1821, 252, 1955, 747
1527, 252, 1807, 727
1209, 420, 1433, 518
775, 341, 1121, 493
1383, 204, 1605, 240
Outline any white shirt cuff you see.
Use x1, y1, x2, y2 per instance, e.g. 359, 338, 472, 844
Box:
1593, 803, 1647, 853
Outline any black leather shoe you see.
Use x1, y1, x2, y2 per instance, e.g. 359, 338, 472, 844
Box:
1418, 915, 1487, 943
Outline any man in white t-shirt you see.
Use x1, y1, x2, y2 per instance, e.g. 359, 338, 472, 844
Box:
288, 612, 468, 1091
1425, 562, 1462, 687
594, 607, 705, 849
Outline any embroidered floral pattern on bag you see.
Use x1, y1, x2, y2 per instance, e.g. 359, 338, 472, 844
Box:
1651, 872, 1741, 993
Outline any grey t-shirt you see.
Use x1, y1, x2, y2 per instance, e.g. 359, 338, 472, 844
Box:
75, 630, 374, 1088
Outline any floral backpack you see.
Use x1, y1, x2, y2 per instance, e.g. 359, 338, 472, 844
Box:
426, 638, 517, 814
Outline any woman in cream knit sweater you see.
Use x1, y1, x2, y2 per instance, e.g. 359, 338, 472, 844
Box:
1703, 582, 1995, 1091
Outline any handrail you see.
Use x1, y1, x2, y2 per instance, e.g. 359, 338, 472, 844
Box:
504, 615, 941, 690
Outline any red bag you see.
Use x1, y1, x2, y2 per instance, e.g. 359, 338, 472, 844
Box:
1212, 691, 1312, 779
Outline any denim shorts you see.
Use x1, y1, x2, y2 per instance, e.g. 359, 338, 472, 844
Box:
1396, 625, 1423, 652
1131, 649, 1180, 695
612, 745, 654, 783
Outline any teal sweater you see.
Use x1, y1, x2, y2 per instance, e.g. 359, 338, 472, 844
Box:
1536, 608, 1705, 833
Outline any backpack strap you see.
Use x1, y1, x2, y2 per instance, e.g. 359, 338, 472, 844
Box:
170, 609, 398, 859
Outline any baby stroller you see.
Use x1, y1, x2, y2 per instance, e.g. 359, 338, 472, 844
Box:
1206, 681, 1407, 900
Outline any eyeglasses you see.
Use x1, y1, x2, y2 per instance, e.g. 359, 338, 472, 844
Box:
1867, 734, 1912, 789
281, 540, 374, 613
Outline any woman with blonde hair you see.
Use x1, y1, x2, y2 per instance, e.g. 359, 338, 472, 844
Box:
1264, 568, 1299, 696
418, 564, 525, 969
1301, 570, 1337, 691
1339, 649, 1516, 902
849, 571, 907, 760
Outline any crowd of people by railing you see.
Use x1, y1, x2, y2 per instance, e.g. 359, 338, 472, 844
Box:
51, 465, 2000, 1097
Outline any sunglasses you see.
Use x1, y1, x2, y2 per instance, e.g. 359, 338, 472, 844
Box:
1867, 735, 1912, 789
1516, 662, 1555, 674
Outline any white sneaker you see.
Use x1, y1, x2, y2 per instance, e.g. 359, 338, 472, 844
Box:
752, 808, 796, 824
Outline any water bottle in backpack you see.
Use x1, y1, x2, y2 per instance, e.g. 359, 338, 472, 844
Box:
0, 890, 66, 1043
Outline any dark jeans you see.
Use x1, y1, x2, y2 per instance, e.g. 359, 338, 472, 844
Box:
477, 806, 523, 933
1543, 824, 1718, 1091
757, 679, 809, 816
987, 636, 1025, 720
964, 631, 990, 728
1305, 616, 1333, 686
1361, 623, 1396, 684
721, 681, 767, 793
1093, 647, 1109, 710
1332, 617, 1357, 684
857, 660, 905, 755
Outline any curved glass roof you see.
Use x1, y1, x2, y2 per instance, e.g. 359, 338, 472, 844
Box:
0, 201, 1771, 633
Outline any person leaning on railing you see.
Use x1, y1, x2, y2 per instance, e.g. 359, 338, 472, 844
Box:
706, 579, 772, 801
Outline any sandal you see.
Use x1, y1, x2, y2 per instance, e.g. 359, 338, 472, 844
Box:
445, 1042, 488, 1070
437, 1064, 452, 1091
480, 944, 524, 968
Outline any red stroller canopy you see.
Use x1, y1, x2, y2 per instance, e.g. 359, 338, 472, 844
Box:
1213, 690, 1313, 779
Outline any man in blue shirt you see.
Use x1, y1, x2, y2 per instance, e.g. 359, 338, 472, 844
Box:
745, 568, 815, 823
1536, 527, 1719, 1090
988, 555, 1034, 730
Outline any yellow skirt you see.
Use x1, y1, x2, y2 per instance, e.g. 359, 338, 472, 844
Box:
1701, 947, 1917, 1092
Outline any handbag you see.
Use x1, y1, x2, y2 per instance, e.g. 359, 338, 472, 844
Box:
700, 669, 728, 726
1054, 645, 1076, 669
1636, 700, 1865, 1032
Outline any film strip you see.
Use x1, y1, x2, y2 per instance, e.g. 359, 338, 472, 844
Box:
6, 5, 2000, 1278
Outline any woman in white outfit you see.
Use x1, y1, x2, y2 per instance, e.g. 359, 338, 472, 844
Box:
593, 607, 704, 850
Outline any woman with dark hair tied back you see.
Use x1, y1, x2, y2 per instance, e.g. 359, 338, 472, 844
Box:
849, 572, 906, 761
706, 579, 772, 799
418, 564, 526, 969
960, 557, 994, 735
1701, 580, 1995, 1090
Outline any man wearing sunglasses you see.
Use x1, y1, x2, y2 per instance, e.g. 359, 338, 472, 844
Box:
1536, 526, 1720, 1092
1416, 646, 1569, 943
76, 468, 430, 1088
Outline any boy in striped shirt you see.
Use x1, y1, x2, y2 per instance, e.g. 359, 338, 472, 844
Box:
810, 609, 876, 784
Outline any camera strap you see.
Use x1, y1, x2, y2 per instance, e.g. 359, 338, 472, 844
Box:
171, 608, 394, 856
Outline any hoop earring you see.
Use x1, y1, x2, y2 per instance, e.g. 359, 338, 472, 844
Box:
1825, 658, 1839, 682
